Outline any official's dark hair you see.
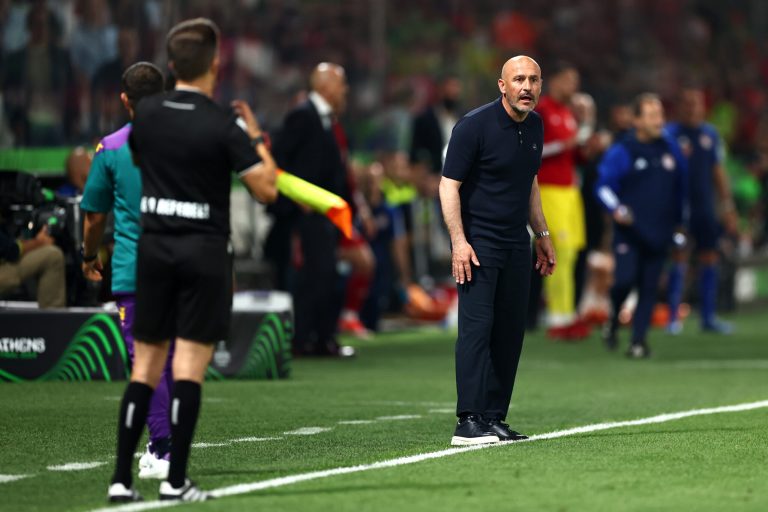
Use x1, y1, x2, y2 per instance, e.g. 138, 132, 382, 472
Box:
166, 18, 220, 81
632, 92, 661, 117
121, 62, 164, 108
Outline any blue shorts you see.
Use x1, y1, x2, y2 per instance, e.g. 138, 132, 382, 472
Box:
689, 215, 721, 252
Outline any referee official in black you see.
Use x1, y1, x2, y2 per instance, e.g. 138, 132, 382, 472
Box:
440, 56, 556, 446
107, 18, 277, 502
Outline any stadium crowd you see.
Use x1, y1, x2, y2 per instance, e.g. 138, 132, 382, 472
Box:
2, 0, 768, 355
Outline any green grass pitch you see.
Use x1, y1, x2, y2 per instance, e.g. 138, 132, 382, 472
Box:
1, 311, 767, 511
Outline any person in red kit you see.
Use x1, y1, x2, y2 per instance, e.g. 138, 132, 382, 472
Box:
534, 62, 591, 340
335, 121, 376, 340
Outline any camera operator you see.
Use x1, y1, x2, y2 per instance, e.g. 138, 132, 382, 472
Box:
0, 222, 66, 308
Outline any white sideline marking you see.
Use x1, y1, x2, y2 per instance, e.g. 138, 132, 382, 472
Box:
47, 461, 107, 471
372, 401, 454, 407
193, 437, 280, 449
283, 427, 332, 436
338, 420, 376, 425
91, 399, 768, 512
232, 437, 282, 443
376, 415, 422, 421
428, 408, 455, 414
667, 360, 768, 370
0, 474, 31, 484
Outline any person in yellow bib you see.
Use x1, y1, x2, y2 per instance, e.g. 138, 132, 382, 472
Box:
534, 62, 591, 340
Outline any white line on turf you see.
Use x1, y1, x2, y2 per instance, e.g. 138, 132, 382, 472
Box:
375, 415, 422, 421
47, 462, 107, 472
90, 399, 768, 512
371, 401, 454, 407
191, 442, 231, 448
0, 474, 31, 484
428, 408, 455, 414
232, 437, 282, 443
193, 437, 281, 448
666, 360, 768, 370
283, 427, 332, 436
338, 420, 376, 425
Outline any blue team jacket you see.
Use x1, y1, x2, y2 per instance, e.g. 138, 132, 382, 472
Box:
595, 131, 688, 252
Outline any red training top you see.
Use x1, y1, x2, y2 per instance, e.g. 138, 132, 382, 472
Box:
536, 95, 578, 186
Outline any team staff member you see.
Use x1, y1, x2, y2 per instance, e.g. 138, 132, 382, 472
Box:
440, 56, 555, 446
107, 18, 277, 502
666, 87, 737, 334
271, 63, 353, 356
596, 93, 687, 358
81, 62, 172, 480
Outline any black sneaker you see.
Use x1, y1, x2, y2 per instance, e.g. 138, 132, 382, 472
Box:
486, 419, 529, 442
159, 479, 212, 502
107, 482, 143, 503
626, 343, 651, 359
450, 415, 500, 446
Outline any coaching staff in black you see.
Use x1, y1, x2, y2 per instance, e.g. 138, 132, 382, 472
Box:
440, 56, 556, 446
107, 18, 277, 502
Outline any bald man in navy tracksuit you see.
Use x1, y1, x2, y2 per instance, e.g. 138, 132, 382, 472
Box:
596, 93, 688, 358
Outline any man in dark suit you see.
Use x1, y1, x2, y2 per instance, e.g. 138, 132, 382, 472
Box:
271, 62, 350, 356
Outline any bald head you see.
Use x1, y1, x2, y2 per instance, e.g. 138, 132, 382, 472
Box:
310, 62, 348, 114
498, 55, 542, 121
501, 56, 541, 81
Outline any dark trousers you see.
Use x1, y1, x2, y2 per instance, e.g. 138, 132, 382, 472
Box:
610, 238, 666, 345
456, 245, 531, 420
293, 214, 339, 352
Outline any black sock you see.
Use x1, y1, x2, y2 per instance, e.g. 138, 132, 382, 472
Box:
112, 382, 153, 487
168, 380, 202, 488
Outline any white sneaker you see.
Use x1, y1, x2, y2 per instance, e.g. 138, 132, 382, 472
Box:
107, 482, 143, 502
138, 445, 170, 480
159, 478, 212, 502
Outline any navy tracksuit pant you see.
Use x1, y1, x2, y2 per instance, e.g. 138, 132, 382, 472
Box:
610, 232, 667, 345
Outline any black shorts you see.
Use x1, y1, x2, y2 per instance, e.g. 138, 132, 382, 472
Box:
134, 232, 232, 344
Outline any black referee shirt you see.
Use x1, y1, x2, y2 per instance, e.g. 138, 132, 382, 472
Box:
130, 89, 261, 235
443, 97, 543, 255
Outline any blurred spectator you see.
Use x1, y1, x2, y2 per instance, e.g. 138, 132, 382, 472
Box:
0, 224, 66, 308
574, 94, 613, 323
90, 26, 140, 136
409, 75, 462, 280
609, 101, 634, 138
57, 145, 91, 197
69, 0, 116, 82
359, 160, 411, 331
337, 160, 376, 340
410, 75, 463, 179
2, 1, 77, 145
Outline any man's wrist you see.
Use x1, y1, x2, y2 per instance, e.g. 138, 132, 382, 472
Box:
535, 230, 550, 240
80, 246, 97, 262
250, 133, 265, 147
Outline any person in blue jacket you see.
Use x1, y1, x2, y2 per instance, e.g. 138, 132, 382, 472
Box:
596, 93, 688, 358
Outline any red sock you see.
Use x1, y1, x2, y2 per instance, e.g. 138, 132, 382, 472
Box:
344, 272, 371, 313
